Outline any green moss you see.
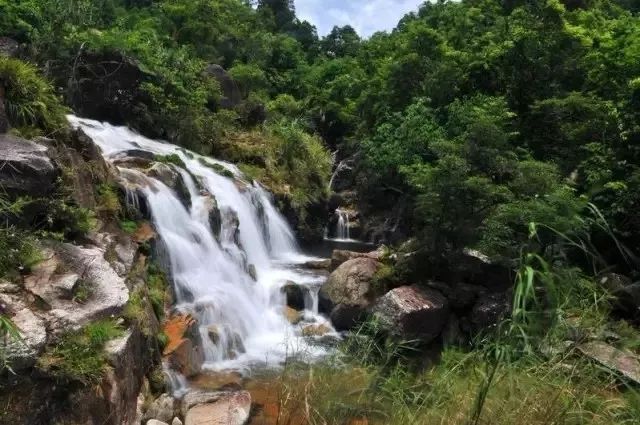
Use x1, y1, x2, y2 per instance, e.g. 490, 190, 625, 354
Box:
154, 154, 186, 169
119, 220, 139, 234
38, 320, 123, 385
72, 278, 93, 304
96, 183, 121, 215
198, 158, 235, 178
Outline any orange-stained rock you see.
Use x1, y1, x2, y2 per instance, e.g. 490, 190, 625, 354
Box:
283, 306, 303, 324
163, 314, 203, 377
133, 222, 156, 243
348, 419, 368, 425
301, 323, 331, 337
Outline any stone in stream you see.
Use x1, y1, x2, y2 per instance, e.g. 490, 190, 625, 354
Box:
182, 391, 251, 425
373, 285, 449, 344
284, 306, 303, 325
143, 393, 177, 424
301, 259, 331, 270
320, 257, 382, 331
147, 420, 169, 425
281, 281, 306, 311
147, 162, 191, 209
578, 341, 640, 385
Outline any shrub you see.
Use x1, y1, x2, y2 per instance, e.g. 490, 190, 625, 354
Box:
38, 319, 123, 385
0, 227, 41, 280
0, 57, 67, 134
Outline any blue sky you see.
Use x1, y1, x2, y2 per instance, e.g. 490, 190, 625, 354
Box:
294, 0, 425, 37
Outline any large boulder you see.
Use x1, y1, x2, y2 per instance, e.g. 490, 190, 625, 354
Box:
373, 285, 449, 344
144, 394, 177, 424
578, 341, 640, 385
281, 282, 306, 311
0, 134, 57, 198
204, 64, 242, 110
320, 257, 381, 330
330, 247, 385, 271
183, 391, 251, 425
65, 50, 155, 134
470, 292, 511, 333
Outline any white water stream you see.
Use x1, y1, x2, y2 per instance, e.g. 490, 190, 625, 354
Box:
69, 116, 333, 376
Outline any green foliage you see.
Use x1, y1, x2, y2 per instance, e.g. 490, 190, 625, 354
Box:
0, 57, 67, 134
38, 319, 123, 385
119, 220, 138, 234
198, 158, 235, 178
154, 154, 186, 169
0, 227, 41, 280
96, 183, 121, 215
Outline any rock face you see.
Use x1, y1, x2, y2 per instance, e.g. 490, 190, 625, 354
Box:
578, 341, 640, 385
204, 64, 242, 109
373, 286, 449, 344
0, 290, 47, 370
183, 391, 251, 425
147, 162, 191, 209
0, 135, 57, 198
320, 257, 381, 330
22, 244, 129, 335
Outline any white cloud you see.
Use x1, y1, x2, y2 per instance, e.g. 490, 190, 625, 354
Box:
295, 0, 425, 37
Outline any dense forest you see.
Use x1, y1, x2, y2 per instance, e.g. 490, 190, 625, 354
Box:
1, 0, 640, 424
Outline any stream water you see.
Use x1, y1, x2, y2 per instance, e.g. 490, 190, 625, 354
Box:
69, 116, 334, 380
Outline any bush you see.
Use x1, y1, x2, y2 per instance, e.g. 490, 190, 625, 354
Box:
38, 319, 123, 385
0, 57, 67, 134
0, 227, 41, 280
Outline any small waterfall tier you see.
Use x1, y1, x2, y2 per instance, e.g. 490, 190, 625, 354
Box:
69, 116, 334, 373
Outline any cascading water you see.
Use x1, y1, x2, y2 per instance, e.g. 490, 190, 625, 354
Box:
336, 209, 351, 241
69, 116, 333, 376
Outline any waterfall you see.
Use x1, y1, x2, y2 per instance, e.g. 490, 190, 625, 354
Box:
336, 209, 350, 241
69, 116, 333, 373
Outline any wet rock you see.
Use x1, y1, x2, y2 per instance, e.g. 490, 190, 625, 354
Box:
172, 418, 183, 425
111, 149, 156, 168
470, 292, 511, 333
191, 371, 243, 392
134, 222, 157, 243
147, 162, 191, 209
330, 247, 384, 271
184, 391, 251, 425
204, 64, 242, 110
442, 282, 486, 314
204, 193, 222, 240
281, 282, 306, 310
207, 325, 220, 345
163, 315, 204, 377
143, 394, 176, 424
302, 323, 332, 337
373, 285, 449, 344
578, 341, 640, 385
284, 306, 303, 325
320, 257, 381, 330
302, 259, 331, 270
248, 264, 258, 281
0, 135, 57, 198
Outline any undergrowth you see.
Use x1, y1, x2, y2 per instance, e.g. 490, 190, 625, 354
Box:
37, 320, 123, 385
